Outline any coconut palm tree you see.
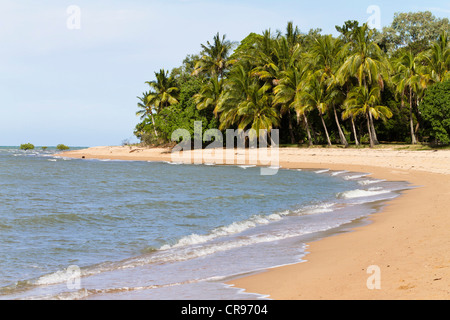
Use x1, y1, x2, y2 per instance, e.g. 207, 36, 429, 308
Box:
136, 91, 158, 137
309, 34, 349, 147
145, 69, 179, 113
392, 50, 427, 144
193, 32, 234, 79
193, 77, 223, 118
419, 30, 450, 83
217, 64, 279, 134
273, 61, 314, 146
301, 75, 333, 146
250, 25, 303, 143
235, 82, 280, 134
345, 85, 393, 148
337, 23, 390, 145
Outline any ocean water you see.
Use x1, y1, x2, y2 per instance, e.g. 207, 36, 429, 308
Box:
0, 147, 411, 300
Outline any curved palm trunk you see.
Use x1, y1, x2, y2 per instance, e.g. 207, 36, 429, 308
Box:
366, 113, 375, 148
150, 113, 158, 137
302, 113, 313, 146
351, 116, 359, 146
409, 87, 417, 144
368, 112, 379, 145
319, 112, 332, 146
333, 105, 348, 147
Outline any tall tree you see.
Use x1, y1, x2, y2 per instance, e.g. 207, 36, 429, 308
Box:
146, 69, 179, 113
136, 91, 159, 137
377, 11, 450, 55
217, 64, 279, 134
273, 60, 314, 146
338, 23, 390, 145
193, 32, 234, 80
420, 30, 450, 83
193, 77, 223, 118
345, 85, 393, 147
310, 34, 349, 147
392, 50, 427, 144
301, 75, 333, 146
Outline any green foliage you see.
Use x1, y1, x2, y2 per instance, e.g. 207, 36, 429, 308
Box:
56, 144, 70, 151
20, 143, 35, 150
376, 11, 449, 55
419, 81, 450, 144
134, 12, 450, 148
137, 75, 219, 145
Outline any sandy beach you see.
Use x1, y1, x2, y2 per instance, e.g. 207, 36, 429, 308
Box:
57, 146, 450, 299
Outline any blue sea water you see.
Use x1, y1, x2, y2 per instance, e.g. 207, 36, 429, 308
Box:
0, 147, 410, 299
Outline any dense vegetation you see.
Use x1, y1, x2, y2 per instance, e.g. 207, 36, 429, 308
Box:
134, 12, 450, 147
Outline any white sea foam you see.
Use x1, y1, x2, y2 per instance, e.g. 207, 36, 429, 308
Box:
337, 188, 391, 199
314, 169, 330, 174
160, 210, 291, 251
358, 179, 386, 185
343, 173, 370, 180
238, 165, 256, 169
165, 161, 182, 165
298, 202, 336, 214
331, 170, 348, 176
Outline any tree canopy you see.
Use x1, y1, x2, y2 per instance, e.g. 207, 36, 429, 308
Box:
134, 12, 450, 148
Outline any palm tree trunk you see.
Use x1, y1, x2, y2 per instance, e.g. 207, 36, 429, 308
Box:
310, 121, 319, 145
351, 116, 359, 146
409, 87, 417, 144
368, 112, 379, 145
319, 113, 332, 146
287, 112, 296, 144
150, 113, 158, 137
303, 113, 313, 146
367, 114, 375, 148
333, 105, 348, 147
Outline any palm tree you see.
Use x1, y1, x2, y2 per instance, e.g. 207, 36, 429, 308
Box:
420, 30, 449, 83
217, 64, 279, 135
341, 104, 360, 146
193, 32, 234, 79
392, 50, 426, 144
273, 61, 314, 146
337, 23, 390, 145
146, 69, 179, 113
193, 77, 223, 118
301, 75, 333, 146
136, 91, 158, 137
235, 82, 280, 134
345, 85, 393, 148
250, 24, 303, 143
310, 34, 349, 147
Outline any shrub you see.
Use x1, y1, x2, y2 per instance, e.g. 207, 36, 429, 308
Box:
20, 143, 35, 150
419, 81, 450, 145
56, 144, 70, 151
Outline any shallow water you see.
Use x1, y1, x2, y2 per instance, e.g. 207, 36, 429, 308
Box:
0, 147, 411, 299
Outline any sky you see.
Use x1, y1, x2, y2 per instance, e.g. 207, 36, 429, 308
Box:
0, 0, 448, 147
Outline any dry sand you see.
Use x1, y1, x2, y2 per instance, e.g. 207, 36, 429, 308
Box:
57, 146, 450, 299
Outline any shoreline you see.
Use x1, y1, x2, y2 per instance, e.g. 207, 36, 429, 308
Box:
56, 146, 450, 299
